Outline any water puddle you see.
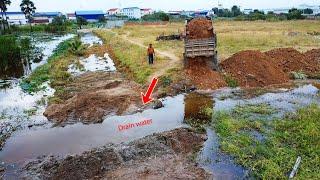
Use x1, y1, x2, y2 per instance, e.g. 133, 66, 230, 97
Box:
0, 95, 186, 165
214, 84, 320, 118
68, 53, 116, 76
32, 34, 74, 70
198, 129, 247, 179
80, 32, 103, 47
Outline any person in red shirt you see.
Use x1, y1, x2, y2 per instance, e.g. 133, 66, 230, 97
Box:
147, 44, 155, 65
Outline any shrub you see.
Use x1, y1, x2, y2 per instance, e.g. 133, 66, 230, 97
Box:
68, 37, 86, 56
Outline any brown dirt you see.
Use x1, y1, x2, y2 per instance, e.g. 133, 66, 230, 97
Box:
305, 48, 320, 66
44, 72, 142, 126
84, 44, 108, 57
185, 58, 227, 90
186, 17, 214, 39
221, 50, 289, 87
265, 48, 320, 73
22, 128, 210, 180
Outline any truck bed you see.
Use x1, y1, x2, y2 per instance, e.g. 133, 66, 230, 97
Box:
184, 38, 216, 58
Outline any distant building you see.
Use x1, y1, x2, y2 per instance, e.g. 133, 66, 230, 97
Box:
140, 8, 153, 17
67, 13, 76, 21
107, 8, 121, 16
75, 10, 105, 22
243, 9, 253, 15
181, 11, 195, 17
121, 7, 141, 19
34, 12, 62, 23
32, 17, 50, 24
193, 10, 215, 17
167, 11, 182, 18
6, 12, 28, 25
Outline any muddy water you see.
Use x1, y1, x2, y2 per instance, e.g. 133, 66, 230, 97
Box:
68, 53, 116, 75
32, 34, 74, 70
80, 32, 103, 47
0, 95, 186, 165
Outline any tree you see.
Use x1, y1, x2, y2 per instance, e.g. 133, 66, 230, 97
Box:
142, 12, 169, 21
303, 8, 313, 14
287, 8, 304, 20
0, 0, 11, 30
231, 5, 241, 17
76, 16, 87, 29
20, 0, 36, 31
52, 15, 67, 26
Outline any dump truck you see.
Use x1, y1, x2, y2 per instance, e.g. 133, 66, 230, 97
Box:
183, 17, 219, 71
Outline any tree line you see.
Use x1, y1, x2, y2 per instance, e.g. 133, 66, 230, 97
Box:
213, 5, 314, 21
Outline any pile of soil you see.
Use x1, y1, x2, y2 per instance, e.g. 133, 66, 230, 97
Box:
185, 58, 227, 90
22, 128, 210, 179
186, 17, 214, 39
305, 48, 320, 65
221, 50, 289, 87
44, 72, 142, 125
265, 48, 320, 73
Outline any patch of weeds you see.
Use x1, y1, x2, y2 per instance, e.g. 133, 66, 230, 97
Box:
211, 104, 320, 179
36, 97, 47, 106
23, 108, 37, 116
224, 74, 238, 88
68, 36, 87, 56
233, 103, 276, 119
74, 59, 85, 71
185, 118, 207, 133
159, 75, 172, 88
0, 110, 8, 120
291, 71, 307, 80
200, 106, 213, 118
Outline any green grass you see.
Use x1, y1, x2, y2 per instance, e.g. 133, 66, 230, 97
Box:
233, 103, 276, 119
224, 74, 239, 88
21, 37, 75, 93
212, 104, 320, 179
94, 30, 154, 84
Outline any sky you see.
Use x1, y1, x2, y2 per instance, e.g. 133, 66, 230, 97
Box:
7, 0, 320, 12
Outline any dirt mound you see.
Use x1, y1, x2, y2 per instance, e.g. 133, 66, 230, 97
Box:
265, 48, 320, 73
185, 58, 227, 90
22, 128, 209, 179
221, 50, 289, 87
305, 48, 320, 65
44, 73, 141, 125
186, 17, 214, 39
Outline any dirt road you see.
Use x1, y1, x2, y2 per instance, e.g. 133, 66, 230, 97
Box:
109, 29, 181, 82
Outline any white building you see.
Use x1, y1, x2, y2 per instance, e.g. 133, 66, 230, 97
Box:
140, 8, 153, 17
6, 12, 28, 25
121, 7, 141, 19
107, 8, 121, 16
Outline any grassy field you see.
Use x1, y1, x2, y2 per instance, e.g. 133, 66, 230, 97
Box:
110, 20, 320, 60
212, 104, 320, 179
94, 30, 170, 84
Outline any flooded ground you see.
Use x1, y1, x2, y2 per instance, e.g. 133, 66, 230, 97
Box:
32, 34, 74, 70
68, 53, 116, 76
80, 32, 103, 47
0, 34, 74, 152
1, 83, 319, 178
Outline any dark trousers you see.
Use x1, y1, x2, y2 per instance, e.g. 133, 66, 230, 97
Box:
148, 54, 154, 64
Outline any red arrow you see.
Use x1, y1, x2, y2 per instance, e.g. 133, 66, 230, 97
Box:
141, 77, 158, 105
